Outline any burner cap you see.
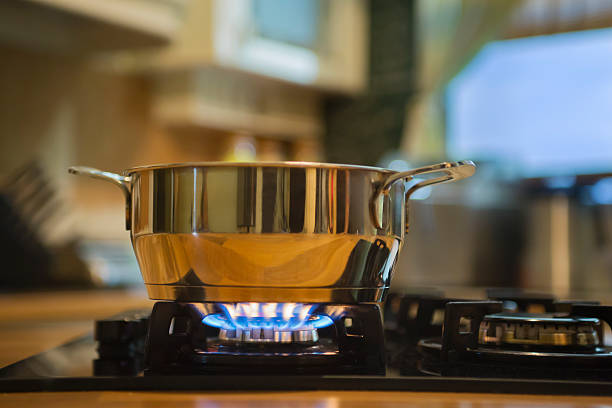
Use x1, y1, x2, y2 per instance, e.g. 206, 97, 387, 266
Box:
478, 312, 600, 349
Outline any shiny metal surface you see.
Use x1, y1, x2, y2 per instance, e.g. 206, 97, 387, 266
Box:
217, 328, 317, 343
68, 166, 132, 229
69, 161, 475, 303
478, 313, 600, 348
371, 161, 476, 231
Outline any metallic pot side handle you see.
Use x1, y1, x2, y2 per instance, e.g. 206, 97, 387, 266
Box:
371, 160, 476, 230
68, 166, 132, 230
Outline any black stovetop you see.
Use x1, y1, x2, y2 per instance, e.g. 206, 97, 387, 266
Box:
2, 289, 612, 395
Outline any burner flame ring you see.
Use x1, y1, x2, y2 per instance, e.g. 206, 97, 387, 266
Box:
202, 303, 334, 343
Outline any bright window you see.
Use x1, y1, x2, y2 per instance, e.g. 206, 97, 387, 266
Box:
446, 28, 612, 177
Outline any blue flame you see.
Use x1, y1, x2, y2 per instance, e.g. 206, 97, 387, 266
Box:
202, 303, 333, 331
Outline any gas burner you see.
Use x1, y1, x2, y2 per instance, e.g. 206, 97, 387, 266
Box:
478, 312, 600, 349
218, 327, 320, 344
384, 288, 564, 349
201, 303, 333, 344
415, 301, 612, 380
143, 301, 386, 375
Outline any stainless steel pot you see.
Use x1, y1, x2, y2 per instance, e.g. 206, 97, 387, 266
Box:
69, 161, 475, 303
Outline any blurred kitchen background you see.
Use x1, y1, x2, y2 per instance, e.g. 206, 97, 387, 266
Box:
1, 0, 612, 298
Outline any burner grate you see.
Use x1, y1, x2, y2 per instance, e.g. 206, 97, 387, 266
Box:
144, 302, 386, 375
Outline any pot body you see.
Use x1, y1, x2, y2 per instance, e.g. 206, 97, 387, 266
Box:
69, 161, 474, 303
129, 165, 404, 303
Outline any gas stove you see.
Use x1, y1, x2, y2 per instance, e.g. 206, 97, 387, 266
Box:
405, 298, 612, 380
142, 302, 385, 376
3, 290, 612, 395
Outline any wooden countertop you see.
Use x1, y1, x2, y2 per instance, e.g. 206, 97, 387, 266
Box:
0, 289, 611, 407
0, 288, 153, 368
5, 390, 612, 407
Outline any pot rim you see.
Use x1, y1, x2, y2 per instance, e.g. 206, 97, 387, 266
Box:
122, 161, 396, 175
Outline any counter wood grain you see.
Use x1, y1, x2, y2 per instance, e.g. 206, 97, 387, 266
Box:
2, 390, 612, 407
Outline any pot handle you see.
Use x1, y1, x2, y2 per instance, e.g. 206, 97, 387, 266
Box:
68, 166, 132, 230
371, 160, 476, 230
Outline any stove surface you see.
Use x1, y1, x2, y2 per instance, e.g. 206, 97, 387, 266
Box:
2, 291, 612, 395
